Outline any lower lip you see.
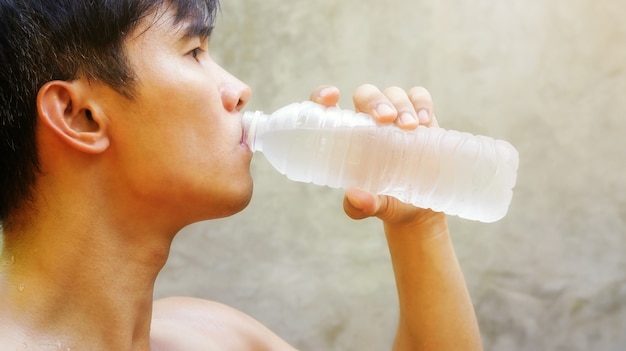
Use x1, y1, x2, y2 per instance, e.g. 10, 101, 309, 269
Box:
240, 139, 252, 155
239, 130, 249, 147
240, 127, 252, 149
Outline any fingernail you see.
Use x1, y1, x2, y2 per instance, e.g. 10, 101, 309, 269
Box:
399, 112, 418, 125
346, 188, 368, 210
417, 109, 430, 124
319, 87, 334, 98
376, 104, 395, 118
347, 194, 364, 210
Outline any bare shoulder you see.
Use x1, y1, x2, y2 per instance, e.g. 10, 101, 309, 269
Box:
151, 297, 297, 351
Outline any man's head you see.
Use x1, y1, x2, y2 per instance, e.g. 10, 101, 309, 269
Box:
0, 0, 219, 225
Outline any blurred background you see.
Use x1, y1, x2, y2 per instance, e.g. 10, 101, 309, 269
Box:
154, 0, 626, 350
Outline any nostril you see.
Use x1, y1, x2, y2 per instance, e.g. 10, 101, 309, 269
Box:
237, 85, 251, 111
236, 98, 246, 111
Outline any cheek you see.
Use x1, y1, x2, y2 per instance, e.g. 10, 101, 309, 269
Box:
109, 114, 252, 220
137, 58, 218, 111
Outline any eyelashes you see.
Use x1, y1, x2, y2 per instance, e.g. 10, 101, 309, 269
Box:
188, 47, 208, 62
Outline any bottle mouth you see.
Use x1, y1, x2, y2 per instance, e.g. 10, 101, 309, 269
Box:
241, 110, 263, 152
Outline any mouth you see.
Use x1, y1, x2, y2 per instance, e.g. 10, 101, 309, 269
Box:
239, 115, 253, 152
239, 124, 244, 143
240, 110, 255, 149
239, 122, 248, 147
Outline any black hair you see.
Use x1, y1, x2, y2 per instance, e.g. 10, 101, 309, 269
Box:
0, 0, 219, 225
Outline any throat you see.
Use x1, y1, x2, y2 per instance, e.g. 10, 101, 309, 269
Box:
0, 227, 171, 350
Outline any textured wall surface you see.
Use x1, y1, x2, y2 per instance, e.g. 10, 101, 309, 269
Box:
154, 1, 626, 350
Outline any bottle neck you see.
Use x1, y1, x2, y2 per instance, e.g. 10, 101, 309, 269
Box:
242, 110, 268, 152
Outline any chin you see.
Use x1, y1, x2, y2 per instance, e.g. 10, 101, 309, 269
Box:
220, 189, 254, 218
196, 181, 254, 221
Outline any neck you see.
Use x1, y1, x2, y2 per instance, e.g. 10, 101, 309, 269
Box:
0, 184, 176, 350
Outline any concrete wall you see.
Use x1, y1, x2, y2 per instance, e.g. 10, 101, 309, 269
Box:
155, 0, 626, 350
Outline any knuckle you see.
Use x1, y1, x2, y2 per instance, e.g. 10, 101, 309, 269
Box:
353, 84, 380, 101
383, 86, 404, 95
353, 84, 386, 110
383, 86, 409, 104
375, 196, 392, 219
408, 86, 432, 101
355, 83, 379, 95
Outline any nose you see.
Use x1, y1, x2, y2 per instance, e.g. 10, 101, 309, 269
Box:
220, 77, 252, 112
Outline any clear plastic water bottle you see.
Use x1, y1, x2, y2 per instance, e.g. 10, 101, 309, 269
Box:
242, 101, 519, 223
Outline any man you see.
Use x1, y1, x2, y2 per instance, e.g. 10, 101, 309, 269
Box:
0, 0, 482, 349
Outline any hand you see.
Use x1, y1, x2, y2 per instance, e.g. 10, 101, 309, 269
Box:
309, 84, 444, 228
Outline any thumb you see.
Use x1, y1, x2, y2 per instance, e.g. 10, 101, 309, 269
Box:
309, 85, 340, 107
343, 188, 387, 220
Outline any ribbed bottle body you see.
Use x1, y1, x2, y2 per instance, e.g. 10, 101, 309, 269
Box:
243, 101, 518, 223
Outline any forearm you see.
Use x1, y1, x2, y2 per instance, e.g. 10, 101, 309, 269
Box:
385, 212, 482, 351
322, 83, 482, 349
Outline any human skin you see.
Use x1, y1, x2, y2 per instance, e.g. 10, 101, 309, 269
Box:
0, 5, 482, 351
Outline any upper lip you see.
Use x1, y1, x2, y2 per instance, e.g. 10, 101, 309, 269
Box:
238, 113, 248, 145
240, 128, 246, 145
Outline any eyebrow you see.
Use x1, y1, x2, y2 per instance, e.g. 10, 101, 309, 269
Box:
179, 21, 214, 40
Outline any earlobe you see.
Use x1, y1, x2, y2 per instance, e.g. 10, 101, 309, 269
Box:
37, 80, 110, 154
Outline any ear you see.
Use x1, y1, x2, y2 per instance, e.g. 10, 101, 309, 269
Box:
37, 80, 110, 154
